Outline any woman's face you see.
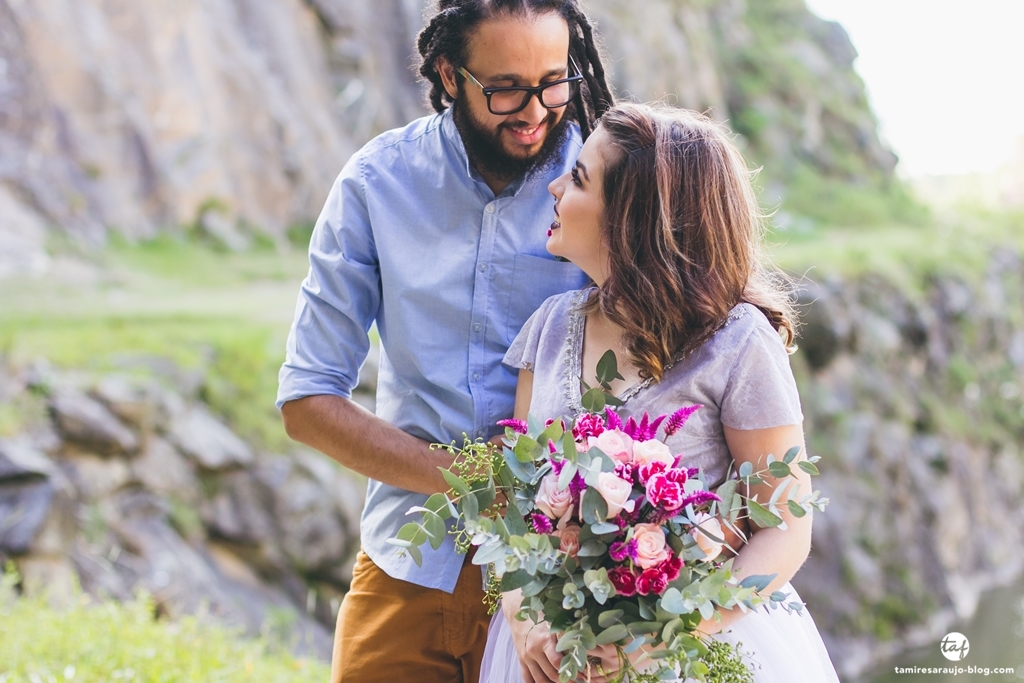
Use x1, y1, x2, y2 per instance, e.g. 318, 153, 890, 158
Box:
546, 125, 612, 284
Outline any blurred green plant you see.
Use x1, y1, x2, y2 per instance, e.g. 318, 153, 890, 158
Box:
0, 564, 330, 683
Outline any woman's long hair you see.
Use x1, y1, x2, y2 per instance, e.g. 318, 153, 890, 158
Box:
588, 103, 796, 381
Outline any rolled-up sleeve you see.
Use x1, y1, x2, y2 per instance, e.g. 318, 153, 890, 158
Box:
277, 155, 381, 409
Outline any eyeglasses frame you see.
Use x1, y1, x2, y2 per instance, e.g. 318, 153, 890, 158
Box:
456, 55, 584, 115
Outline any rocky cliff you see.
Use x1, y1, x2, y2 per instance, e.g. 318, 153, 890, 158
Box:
0, 356, 380, 659
792, 249, 1024, 676
0, 0, 895, 274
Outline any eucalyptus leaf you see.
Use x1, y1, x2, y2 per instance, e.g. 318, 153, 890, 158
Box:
786, 499, 807, 518
424, 492, 453, 519
589, 521, 619, 535
623, 636, 649, 654
499, 570, 535, 592
603, 392, 625, 407
798, 460, 820, 475
462, 488, 480, 519
581, 487, 608, 525
595, 623, 629, 645
581, 387, 607, 413
504, 447, 536, 481
598, 609, 624, 628
441, 469, 471, 496
504, 499, 530, 535
424, 514, 447, 550
738, 573, 776, 592
783, 446, 801, 464
596, 349, 625, 387
768, 461, 792, 478
738, 461, 753, 478
562, 432, 579, 464
658, 588, 686, 615
514, 435, 542, 463
626, 621, 663, 635
747, 499, 783, 528
577, 540, 608, 557
557, 461, 578, 491
715, 479, 737, 516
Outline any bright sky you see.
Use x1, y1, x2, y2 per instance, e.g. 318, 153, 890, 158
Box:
804, 0, 1024, 177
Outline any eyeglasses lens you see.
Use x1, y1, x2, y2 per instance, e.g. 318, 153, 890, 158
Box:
489, 80, 579, 115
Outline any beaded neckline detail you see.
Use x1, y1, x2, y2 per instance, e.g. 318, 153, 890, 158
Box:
563, 291, 747, 414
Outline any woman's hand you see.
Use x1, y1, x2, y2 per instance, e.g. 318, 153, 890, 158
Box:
504, 591, 562, 683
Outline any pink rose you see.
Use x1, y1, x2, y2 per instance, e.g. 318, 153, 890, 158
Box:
635, 567, 669, 596
632, 439, 673, 468
633, 523, 670, 569
594, 472, 636, 518
607, 566, 638, 597
645, 473, 684, 511
535, 472, 572, 521
589, 429, 634, 464
555, 522, 581, 558
690, 513, 724, 561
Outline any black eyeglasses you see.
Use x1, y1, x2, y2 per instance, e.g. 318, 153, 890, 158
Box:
457, 56, 583, 115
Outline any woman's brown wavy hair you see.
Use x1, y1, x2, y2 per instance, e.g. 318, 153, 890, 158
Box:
587, 103, 796, 381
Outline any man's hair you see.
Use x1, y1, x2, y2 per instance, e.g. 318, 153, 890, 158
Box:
589, 103, 796, 381
416, 0, 614, 140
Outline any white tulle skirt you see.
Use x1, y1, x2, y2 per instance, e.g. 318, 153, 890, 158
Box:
478, 584, 840, 683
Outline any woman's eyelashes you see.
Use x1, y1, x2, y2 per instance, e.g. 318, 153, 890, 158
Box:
570, 166, 582, 187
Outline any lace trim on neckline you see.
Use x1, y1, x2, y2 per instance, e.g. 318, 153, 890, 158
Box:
563, 292, 747, 414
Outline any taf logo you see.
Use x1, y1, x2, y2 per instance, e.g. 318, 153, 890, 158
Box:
940, 632, 970, 661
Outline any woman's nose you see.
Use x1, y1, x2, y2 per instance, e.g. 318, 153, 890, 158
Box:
548, 172, 567, 198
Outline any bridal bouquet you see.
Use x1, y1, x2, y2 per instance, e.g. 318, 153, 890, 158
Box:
389, 359, 826, 683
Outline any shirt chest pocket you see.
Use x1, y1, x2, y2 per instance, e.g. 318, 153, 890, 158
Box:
502, 254, 586, 344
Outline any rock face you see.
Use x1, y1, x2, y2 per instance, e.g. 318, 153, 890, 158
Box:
790, 249, 1024, 677
0, 367, 369, 660
0, 0, 893, 260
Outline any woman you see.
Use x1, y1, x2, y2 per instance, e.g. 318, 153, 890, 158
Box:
479, 104, 840, 683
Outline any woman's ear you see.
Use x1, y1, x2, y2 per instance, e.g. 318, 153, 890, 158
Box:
437, 57, 459, 99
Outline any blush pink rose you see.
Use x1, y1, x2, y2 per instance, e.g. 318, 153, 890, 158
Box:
645, 472, 684, 511
594, 472, 636, 518
555, 522, 581, 558
690, 513, 725, 561
633, 523, 670, 569
535, 472, 572, 521
588, 429, 634, 464
632, 439, 674, 468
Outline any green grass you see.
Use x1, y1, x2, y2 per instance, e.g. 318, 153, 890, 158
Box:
0, 570, 330, 683
767, 205, 1024, 290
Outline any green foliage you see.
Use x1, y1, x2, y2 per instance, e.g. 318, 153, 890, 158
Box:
0, 566, 330, 682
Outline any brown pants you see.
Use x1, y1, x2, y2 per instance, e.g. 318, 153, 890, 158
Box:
331, 551, 491, 683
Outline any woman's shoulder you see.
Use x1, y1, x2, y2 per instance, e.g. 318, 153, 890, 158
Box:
535, 287, 593, 323
701, 302, 789, 361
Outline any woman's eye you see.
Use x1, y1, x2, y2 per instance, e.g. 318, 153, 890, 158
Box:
570, 167, 581, 186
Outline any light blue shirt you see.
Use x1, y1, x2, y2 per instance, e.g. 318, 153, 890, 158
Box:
277, 108, 588, 592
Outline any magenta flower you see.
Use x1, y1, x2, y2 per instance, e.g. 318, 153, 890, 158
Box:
679, 490, 721, 509
573, 412, 606, 440
635, 567, 669, 596
530, 513, 554, 534
605, 408, 624, 431
496, 418, 528, 434
646, 473, 684, 511
663, 405, 702, 437
609, 538, 639, 562
637, 461, 668, 485
613, 461, 636, 484
607, 566, 638, 596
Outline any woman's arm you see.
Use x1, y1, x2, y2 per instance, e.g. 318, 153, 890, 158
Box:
697, 423, 814, 634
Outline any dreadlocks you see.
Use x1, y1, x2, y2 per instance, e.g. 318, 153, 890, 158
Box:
416, 0, 614, 140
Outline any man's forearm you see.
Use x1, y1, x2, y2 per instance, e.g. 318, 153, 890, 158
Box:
281, 394, 454, 495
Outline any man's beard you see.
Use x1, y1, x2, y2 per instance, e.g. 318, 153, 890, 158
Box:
451, 96, 572, 185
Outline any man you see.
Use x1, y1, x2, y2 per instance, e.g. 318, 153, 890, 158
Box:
277, 1, 613, 681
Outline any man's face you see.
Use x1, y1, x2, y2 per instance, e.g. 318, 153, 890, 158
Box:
443, 13, 573, 183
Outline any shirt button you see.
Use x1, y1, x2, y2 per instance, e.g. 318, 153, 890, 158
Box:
477, 429, 484, 438
472, 372, 481, 381
473, 323, 482, 332
485, 204, 496, 214
478, 263, 487, 272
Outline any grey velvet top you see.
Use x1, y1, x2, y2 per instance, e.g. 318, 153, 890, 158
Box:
503, 289, 803, 488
